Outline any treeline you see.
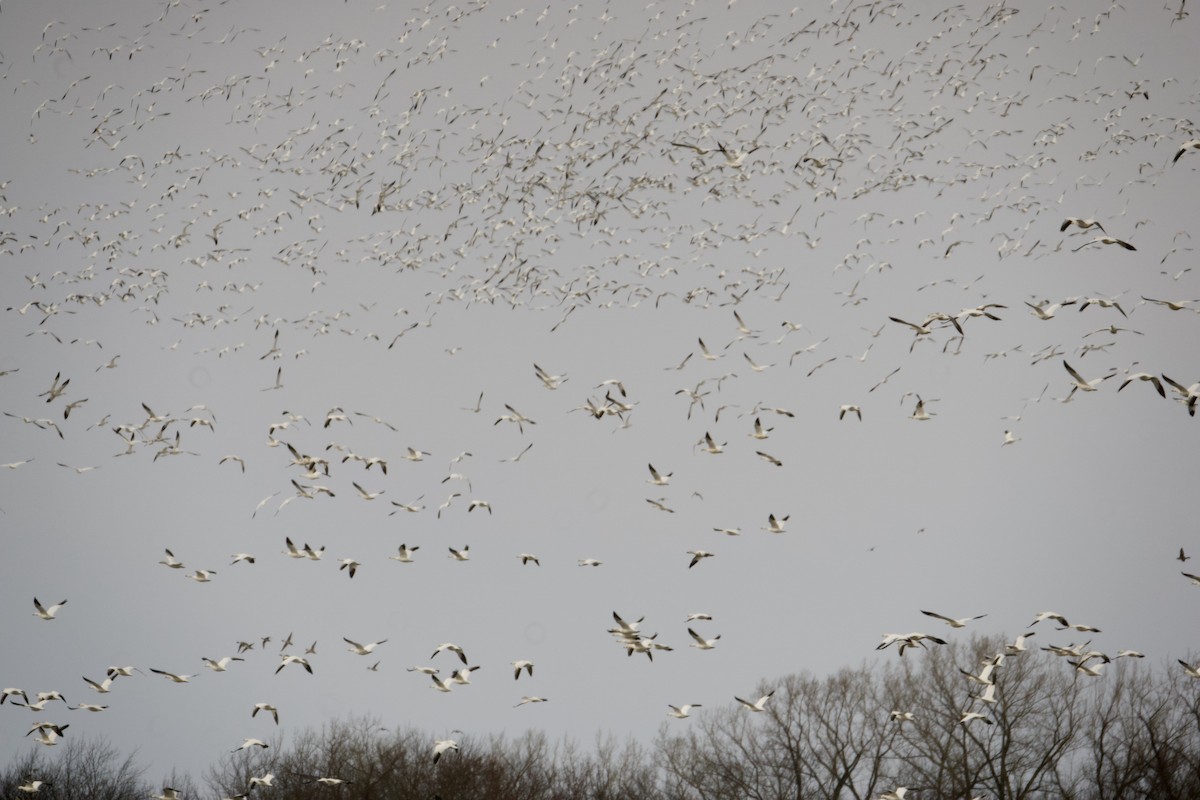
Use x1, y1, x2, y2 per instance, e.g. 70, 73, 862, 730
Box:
4, 637, 1199, 799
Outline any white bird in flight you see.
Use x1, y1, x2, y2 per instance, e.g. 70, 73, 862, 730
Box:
647, 463, 672, 485
920, 610, 988, 628
149, 668, 195, 683
390, 544, 419, 562
734, 690, 775, 712
202, 656, 244, 672
763, 513, 789, 533
344, 638, 387, 656
432, 738, 459, 763
32, 598, 67, 620
667, 704, 702, 718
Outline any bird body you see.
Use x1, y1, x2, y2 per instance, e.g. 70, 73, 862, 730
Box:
433, 738, 459, 762
1119, 372, 1165, 397
764, 513, 789, 533
1060, 217, 1105, 233
735, 691, 775, 712
667, 704, 702, 718
647, 463, 672, 485
149, 668, 194, 683
33, 598, 67, 620
275, 655, 313, 675
921, 610, 987, 628
1063, 361, 1114, 395
344, 637, 387, 655
233, 738, 269, 752
390, 544, 419, 562
252, 702, 279, 724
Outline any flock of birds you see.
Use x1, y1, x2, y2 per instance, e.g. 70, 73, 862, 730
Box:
1, 0, 1199, 795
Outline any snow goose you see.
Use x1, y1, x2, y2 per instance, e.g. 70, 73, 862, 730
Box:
877, 632, 947, 655
252, 702, 279, 724
920, 610, 987, 628
533, 363, 568, 389
1025, 299, 1077, 320
1063, 361, 1114, 396
734, 690, 775, 712
149, 668, 195, 683
839, 404, 862, 421
1173, 139, 1200, 163
390, 544, 419, 563
82, 676, 116, 693
647, 463, 672, 485
32, 598, 67, 620
431, 643, 468, 664
233, 738, 269, 752
1072, 236, 1136, 252
1029, 611, 1070, 627
755, 450, 783, 467
1004, 632, 1036, 654
1060, 217, 1105, 233
70, 703, 107, 712
432, 738, 459, 763
1162, 375, 1199, 416
389, 497, 426, 514
351, 482, 384, 500
106, 666, 142, 678
2, 688, 30, 705
667, 704, 702, 718
1118, 372, 1165, 397
763, 513, 789, 533
17, 780, 52, 793
274, 655, 312, 675
451, 666, 480, 685
344, 638, 387, 656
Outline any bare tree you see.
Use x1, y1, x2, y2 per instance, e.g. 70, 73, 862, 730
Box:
0, 737, 149, 800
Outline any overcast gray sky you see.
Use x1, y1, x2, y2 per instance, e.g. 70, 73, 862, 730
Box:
1, 0, 1198, 784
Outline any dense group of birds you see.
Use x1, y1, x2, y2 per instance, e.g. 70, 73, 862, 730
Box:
1, 0, 1198, 795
